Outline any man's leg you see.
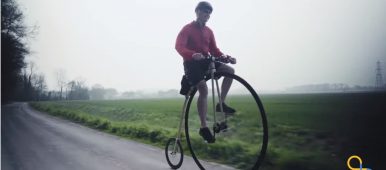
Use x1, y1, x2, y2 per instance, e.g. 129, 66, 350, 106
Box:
217, 64, 235, 102
196, 80, 208, 128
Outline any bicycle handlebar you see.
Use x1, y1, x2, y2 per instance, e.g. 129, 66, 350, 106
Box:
204, 55, 235, 64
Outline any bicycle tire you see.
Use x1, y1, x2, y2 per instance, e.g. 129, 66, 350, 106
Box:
165, 138, 184, 169
184, 72, 268, 170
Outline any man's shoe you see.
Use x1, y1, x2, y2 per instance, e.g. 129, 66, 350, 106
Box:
199, 127, 215, 143
216, 103, 236, 116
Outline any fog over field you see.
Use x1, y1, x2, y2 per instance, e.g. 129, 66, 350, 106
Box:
20, 0, 386, 92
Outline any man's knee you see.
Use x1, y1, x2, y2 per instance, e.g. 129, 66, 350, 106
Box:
228, 66, 235, 74
196, 80, 208, 96
220, 65, 235, 74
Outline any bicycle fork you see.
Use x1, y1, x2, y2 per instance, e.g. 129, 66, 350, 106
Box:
173, 94, 190, 153
209, 62, 227, 138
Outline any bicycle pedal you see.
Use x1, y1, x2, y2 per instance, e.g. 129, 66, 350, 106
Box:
214, 122, 228, 134
215, 128, 229, 133
213, 125, 221, 133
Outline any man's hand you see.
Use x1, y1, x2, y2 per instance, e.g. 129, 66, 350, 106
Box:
221, 55, 237, 64
192, 53, 205, 60
229, 57, 236, 64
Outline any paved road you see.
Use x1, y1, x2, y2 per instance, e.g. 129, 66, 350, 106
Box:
1, 103, 235, 170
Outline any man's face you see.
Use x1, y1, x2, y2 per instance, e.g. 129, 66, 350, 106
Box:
196, 8, 212, 24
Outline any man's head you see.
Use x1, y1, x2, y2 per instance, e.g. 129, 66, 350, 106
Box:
195, 1, 213, 25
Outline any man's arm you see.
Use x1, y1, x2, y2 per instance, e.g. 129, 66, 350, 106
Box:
175, 26, 196, 60
208, 30, 223, 57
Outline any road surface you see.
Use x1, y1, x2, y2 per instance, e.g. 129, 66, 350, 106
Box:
1, 103, 235, 170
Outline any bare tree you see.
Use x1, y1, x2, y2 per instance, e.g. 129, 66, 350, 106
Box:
20, 62, 35, 100
17, 62, 48, 101
28, 62, 35, 83
67, 78, 89, 100
55, 69, 66, 100
32, 73, 47, 101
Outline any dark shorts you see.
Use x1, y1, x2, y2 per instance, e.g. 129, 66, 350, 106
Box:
183, 60, 223, 86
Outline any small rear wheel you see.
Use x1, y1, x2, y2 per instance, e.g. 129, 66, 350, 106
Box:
165, 138, 184, 169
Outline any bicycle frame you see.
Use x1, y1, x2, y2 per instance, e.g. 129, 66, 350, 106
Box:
172, 56, 226, 150
172, 56, 269, 170
171, 91, 190, 153
209, 56, 225, 138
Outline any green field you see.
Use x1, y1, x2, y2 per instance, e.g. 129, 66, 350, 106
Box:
30, 92, 386, 170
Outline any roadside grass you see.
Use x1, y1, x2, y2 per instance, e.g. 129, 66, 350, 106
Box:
29, 92, 385, 170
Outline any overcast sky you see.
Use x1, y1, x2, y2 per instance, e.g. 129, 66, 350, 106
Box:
19, 0, 386, 92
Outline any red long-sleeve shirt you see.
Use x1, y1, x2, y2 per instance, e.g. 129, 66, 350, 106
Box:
175, 21, 223, 61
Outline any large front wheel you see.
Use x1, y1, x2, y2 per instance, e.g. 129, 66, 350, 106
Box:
184, 72, 268, 170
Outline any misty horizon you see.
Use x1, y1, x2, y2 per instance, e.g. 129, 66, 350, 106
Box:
18, 0, 386, 92
44, 82, 385, 101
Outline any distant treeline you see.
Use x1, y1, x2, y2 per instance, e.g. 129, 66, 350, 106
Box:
286, 83, 386, 93
89, 87, 179, 100
1, 0, 90, 103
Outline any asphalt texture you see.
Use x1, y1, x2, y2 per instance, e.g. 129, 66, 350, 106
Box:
1, 103, 235, 170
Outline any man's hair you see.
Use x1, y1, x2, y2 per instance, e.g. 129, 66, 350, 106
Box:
195, 1, 213, 12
